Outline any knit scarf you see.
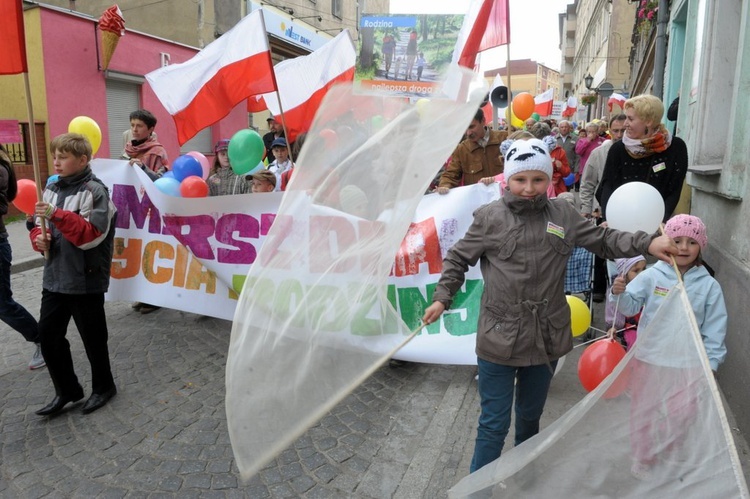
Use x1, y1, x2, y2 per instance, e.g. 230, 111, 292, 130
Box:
622, 124, 672, 159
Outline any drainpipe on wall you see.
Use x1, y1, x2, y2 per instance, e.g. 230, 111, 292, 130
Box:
652, 0, 669, 99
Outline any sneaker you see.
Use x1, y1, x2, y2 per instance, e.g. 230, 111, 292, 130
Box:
29, 343, 46, 370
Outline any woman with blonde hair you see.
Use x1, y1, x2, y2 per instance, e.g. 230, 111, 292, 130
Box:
596, 94, 688, 221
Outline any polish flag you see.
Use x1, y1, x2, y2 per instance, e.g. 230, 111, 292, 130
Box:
0, 0, 28, 75
257, 31, 356, 143
146, 10, 276, 145
453, 0, 510, 69
608, 92, 627, 112
533, 88, 555, 117
562, 96, 578, 118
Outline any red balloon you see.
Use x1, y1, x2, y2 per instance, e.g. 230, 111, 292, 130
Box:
319, 128, 338, 149
179, 175, 209, 198
13, 179, 38, 215
512, 92, 536, 121
578, 339, 628, 398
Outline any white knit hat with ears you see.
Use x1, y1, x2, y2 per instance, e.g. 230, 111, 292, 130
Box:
503, 138, 553, 179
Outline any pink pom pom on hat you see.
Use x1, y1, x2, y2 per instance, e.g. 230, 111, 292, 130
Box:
664, 214, 707, 249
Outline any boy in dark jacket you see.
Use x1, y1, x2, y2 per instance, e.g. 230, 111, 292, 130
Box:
31, 133, 117, 416
422, 139, 678, 472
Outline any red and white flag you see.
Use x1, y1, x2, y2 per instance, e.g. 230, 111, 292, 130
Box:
146, 10, 276, 145
533, 88, 554, 117
452, 0, 510, 69
562, 96, 578, 118
0, 0, 28, 75
608, 92, 627, 112
249, 31, 355, 143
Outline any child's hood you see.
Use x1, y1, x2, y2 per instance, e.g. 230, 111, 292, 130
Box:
653, 260, 711, 282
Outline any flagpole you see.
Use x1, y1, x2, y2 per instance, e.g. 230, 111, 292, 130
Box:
22, 72, 49, 258
505, 42, 512, 115
257, 13, 295, 162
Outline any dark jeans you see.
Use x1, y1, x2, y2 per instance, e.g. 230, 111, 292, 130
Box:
0, 237, 39, 342
470, 357, 557, 473
39, 289, 115, 397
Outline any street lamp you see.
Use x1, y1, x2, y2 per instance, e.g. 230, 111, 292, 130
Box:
584, 74, 594, 122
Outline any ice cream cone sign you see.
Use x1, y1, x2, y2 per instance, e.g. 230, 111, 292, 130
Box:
99, 5, 125, 71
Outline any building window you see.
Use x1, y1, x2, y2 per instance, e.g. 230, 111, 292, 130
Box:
332, 0, 341, 19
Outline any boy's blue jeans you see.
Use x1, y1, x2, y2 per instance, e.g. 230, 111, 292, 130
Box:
0, 237, 39, 342
470, 357, 557, 473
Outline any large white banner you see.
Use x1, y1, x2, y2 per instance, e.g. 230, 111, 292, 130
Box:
95, 159, 498, 364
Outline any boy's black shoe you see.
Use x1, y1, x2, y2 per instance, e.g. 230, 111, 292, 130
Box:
82, 386, 117, 414
36, 386, 84, 416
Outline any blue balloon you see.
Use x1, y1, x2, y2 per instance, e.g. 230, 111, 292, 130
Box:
172, 155, 202, 182
246, 161, 264, 176
162, 170, 175, 179
563, 173, 576, 187
154, 177, 182, 197
46, 174, 60, 186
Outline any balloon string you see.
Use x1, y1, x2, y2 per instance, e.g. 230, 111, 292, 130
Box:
573, 325, 631, 349
659, 223, 686, 285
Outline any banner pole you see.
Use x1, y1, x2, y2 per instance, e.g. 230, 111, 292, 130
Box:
23, 71, 49, 259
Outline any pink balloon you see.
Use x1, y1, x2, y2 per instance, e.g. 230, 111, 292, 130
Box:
186, 151, 210, 180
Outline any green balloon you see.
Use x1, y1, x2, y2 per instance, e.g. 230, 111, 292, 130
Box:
531, 112, 541, 121
228, 129, 264, 175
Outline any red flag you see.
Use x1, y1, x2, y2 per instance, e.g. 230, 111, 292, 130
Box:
533, 88, 554, 117
258, 31, 356, 143
0, 0, 28, 75
145, 11, 276, 145
608, 93, 627, 113
454, 0, 510, 69
562, 96, 578, 118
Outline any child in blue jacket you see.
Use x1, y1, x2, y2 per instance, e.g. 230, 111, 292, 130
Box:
611, 214, 727, 479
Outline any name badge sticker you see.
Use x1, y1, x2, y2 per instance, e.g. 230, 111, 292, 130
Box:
653, 285, 670, 297
652, 162, 666, 173
546, 221, 565, 239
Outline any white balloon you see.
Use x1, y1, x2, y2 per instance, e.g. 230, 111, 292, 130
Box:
606, 182, 664, 233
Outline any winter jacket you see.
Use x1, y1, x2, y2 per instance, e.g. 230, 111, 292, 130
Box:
550, 146, 572, 195
432, 190, 655, 367
208, 167, 250, 196
30, 166, 116, 294
439, 129, 508, 188
611, 261, 727, 371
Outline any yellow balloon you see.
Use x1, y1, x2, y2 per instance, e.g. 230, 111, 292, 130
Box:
68, 116, 102, 156
415, 98, 430, 117
505, 105, 524, 129
566, 295, 591, 337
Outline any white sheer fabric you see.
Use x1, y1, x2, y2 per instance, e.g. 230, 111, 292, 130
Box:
449, 284, 749, 498
226, 67, 487, 479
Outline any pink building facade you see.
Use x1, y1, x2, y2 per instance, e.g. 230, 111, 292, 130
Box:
35, 4, 247, 161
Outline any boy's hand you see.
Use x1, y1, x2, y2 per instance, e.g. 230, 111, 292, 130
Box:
34, 232, 50, 251
437, 186, 450, 195
479, 177, 496, 185
422, 301, 446, 325
34, 202, 56, 220
611, 276, 627, 295
647, 233, 679, 263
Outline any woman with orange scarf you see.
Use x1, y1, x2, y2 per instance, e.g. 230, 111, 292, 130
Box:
596, 94, 688, 221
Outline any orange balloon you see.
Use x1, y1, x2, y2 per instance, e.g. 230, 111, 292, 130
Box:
512, 93, 535, 121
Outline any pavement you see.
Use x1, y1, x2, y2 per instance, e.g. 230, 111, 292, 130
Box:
1, 219, 749, 497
